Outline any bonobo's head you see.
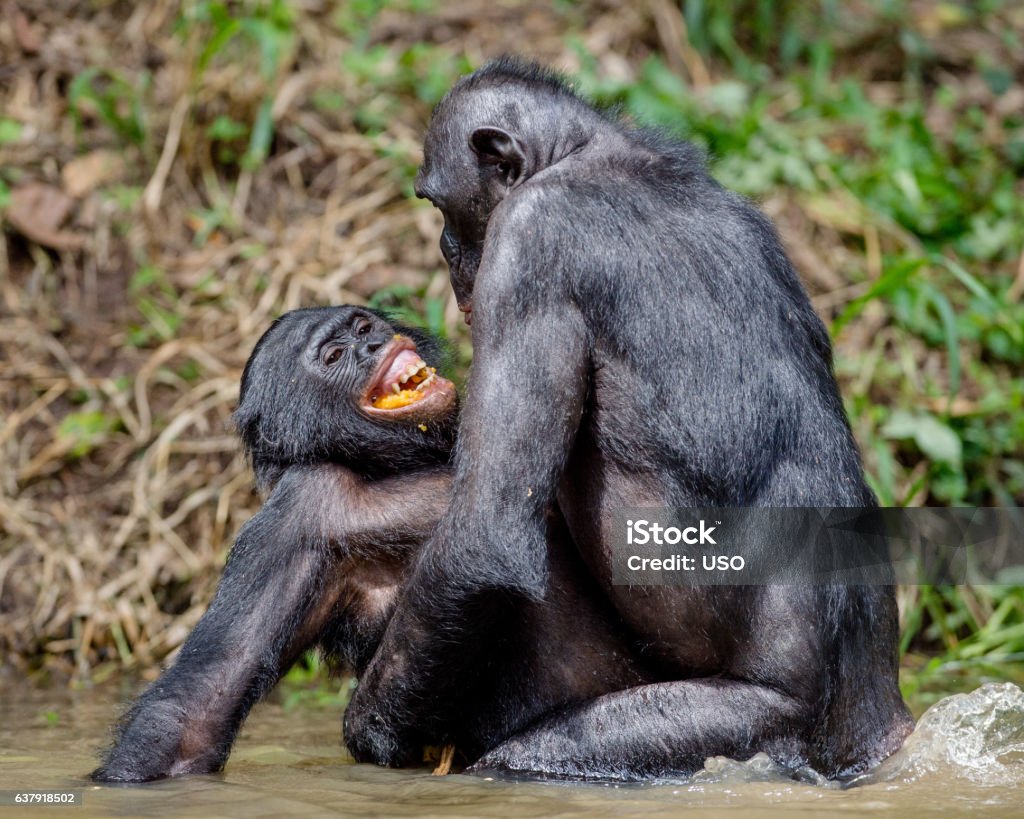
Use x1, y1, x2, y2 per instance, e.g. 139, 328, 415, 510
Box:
234, 306, 458, 486
415, 58, 598, 322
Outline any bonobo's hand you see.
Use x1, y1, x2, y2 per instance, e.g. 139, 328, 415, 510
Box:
92, 698, 226, 783
343, 657, 419, 768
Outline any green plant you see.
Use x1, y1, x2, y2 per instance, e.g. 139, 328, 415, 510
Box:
57, 411, 121, 459
126, 265, 185, 347
179, 0, 297, 169
280, 652, 353, 710
68, 68, 149, 147
0, 117, 22, 145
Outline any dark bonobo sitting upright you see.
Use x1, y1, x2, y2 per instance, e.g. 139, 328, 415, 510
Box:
344, 58, 915, 780
92, 306, 646, 782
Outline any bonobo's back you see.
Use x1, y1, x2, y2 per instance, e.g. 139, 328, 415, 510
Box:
437, 63, 869, 508
412, 58, 913, 780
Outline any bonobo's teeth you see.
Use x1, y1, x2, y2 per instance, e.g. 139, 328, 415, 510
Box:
391, 382, 401, 394
379, 348, 425, 394
415, 369, 436, 391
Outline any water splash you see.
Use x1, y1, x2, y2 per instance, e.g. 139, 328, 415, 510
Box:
691, 752, 837, 788
688, 683, 1024, 791
862, 682, 1024, 787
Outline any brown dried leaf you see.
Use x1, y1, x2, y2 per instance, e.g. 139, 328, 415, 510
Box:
6, 182, 85, 250
61, 150, 126, 198
12, 8, 42, 54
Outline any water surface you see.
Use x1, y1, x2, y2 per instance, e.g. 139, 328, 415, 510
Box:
1, 681, 1022, 818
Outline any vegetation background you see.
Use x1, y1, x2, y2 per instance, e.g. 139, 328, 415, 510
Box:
0, 0, 1022, 709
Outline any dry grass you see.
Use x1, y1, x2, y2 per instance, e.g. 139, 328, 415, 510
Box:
1, 1, 1021, 681
0, 0, 665, 678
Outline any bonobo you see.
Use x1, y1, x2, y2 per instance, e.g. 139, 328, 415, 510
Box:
92, 306, 644, 782
344, 58, 915, 780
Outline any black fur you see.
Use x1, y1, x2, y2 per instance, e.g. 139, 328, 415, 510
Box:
91, 307, 645, 783
234, 306, 456, 487
344, 58, 915, 780
91, 307, 459, 782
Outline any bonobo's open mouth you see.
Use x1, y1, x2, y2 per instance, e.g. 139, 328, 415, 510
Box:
361, 337, 455, 420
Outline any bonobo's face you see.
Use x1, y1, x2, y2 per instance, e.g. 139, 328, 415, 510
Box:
235, 306, 457, 476
414, 141, 492, 323
415, 94, 529, 324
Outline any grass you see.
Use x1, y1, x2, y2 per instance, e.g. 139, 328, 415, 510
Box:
0, 0, 1021, 701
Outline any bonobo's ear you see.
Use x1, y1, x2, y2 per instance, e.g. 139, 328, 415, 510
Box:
469, 127, 526, 185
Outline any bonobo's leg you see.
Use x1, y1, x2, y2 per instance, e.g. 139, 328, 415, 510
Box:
93, 464, 450, 783
470, 680, 810, 781
344, 282, 591, 765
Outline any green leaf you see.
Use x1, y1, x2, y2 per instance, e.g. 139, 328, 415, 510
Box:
0, 118, 22, 145
923, 286, 961, 402
57, 411, 117, 458
915, 417, 962, 466
198, 16, 240, 73
832, 257, 927, 335
880, 409, 919, 439
243, 97, 275, 169
207, 115, 249, 141
932, 255, 1000, 308
883, 411, 963, 467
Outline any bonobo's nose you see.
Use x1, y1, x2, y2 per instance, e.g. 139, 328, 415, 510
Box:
355, 335, 390, 368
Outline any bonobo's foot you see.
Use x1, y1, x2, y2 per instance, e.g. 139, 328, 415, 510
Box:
467, 734, 577, 779
468, 678, 805, 783
467, 729, 648, 782
91, 758, 161, 784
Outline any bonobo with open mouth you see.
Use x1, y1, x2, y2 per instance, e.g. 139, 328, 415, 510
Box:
91, 304, 648, 783
235, 305, 458, 486
91, 306, 457, 782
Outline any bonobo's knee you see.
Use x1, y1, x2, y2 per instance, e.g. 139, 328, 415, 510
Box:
343, 695, 417, 768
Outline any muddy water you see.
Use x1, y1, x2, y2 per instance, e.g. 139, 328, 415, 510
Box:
0, 681, 1022, 818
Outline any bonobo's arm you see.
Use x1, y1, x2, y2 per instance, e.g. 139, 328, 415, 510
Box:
345, 196, 590, 765
92, 463, 450, 783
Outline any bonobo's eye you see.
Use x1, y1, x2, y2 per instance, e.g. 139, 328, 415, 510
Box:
322, 345, 345, 367
353, 317, 372, 337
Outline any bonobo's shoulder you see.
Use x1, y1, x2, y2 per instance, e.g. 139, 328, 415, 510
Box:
629, 127, 709, 172
499, 180, 556, 217
602, 131, 717, 197
493, 166, 598, 227
513, 130, 714, 209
